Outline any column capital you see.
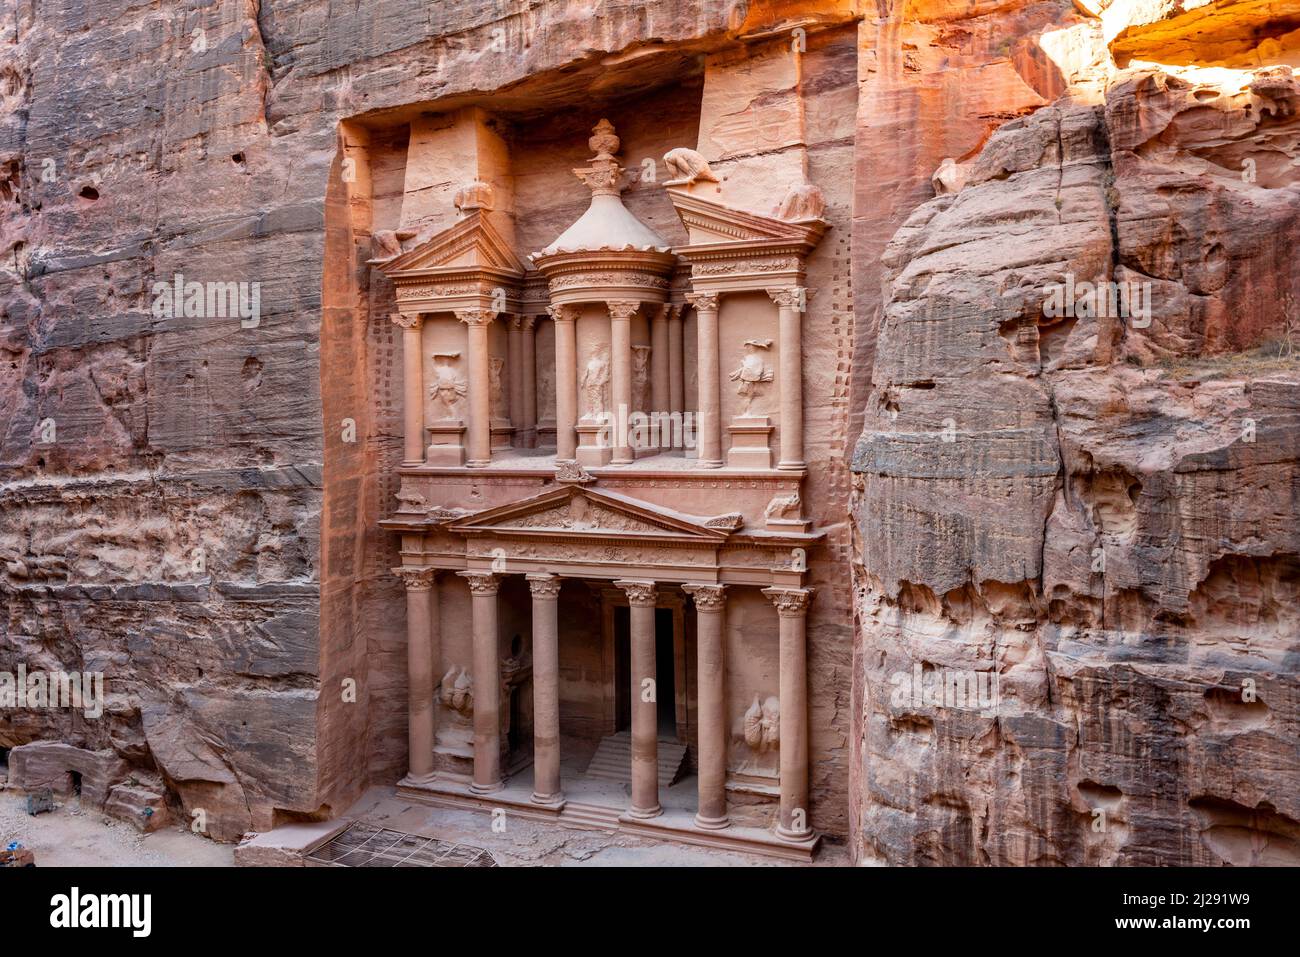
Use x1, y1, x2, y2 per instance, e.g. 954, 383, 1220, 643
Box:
686, 291, 719, 312
526, 573, 562, 600
395, 566, 436, 591
456, 308, 497, 326
682, 583, 727, 611
651, 303, 675, 324
519, 314, 538, 331
766, 287, 806, 311
763, 586, 813, 618
547, 303, 579, 323
459, 570, 501, 595
606, 300, 639, 321
614, 579, 657, 607
391, 311, 423, 329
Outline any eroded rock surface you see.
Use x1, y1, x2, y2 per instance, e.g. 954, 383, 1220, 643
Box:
851, 61, 1300, 864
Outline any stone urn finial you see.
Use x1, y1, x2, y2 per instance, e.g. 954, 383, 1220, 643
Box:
588, 119, 620, 162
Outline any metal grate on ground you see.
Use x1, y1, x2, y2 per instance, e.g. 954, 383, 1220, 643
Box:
305, 822, 498, 867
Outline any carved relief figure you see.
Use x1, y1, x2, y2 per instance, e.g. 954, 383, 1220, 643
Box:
663, 147, 719, 187
765, 489, 801, 520
429, 352, 467, 419
441, 667, 473, 716
632, 344, 651, 412
743, 695, 781, 752
729, 338, 773, 416
454, 180, 495, 212
773, 182, 826, 221
580, 345, 610, 420
489, 356, 506, 421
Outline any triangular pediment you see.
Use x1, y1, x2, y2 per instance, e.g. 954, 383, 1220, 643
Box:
667, 190, 825, 247
377, 210, 526, 277
448, 486, 730, 542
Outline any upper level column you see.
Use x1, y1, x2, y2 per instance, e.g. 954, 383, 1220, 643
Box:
394, 312, 425, 465
667, 304, 684, 415
686, 292, 723, 467
768, 287, 806, 470
520, 315, 538, 448
457, 309, 495, 467
650, 304, 671, 415
550, 304, 579, 461
508, 315, 526, 443
608, 300, 638, 464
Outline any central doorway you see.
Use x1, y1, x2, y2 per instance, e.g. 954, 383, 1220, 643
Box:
613, 606, 678, 737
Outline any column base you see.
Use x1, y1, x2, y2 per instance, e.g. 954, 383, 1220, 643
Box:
530, 791, 565, 808
777, 460, 807, 471
465, 459, 491, 469
626, 803, 663, 820
693, 811, 731, 831
400, 459, 425, 469
697, 459, 724, 469
398, 771, 438, 788
774, 822, 816, 844
469, 780, 505, 795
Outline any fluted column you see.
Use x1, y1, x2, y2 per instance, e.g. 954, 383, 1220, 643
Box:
687, 293, 722, 467
667, 305, 684, 415
508, 315, 525, 441
684, 584, 728, 829
458, 309, 495, 467
398, 567, 437, 783
521, 315, 538, 448
650, 304, 670, 414
764, 586, 813, 840
461, 571, 503, 793
768, 288, 806, 469
527, 573, 563, 804
616, 579, 660, 818
551, 305, 578, 461
608, 300, 637, 463
394, 313, 425, 465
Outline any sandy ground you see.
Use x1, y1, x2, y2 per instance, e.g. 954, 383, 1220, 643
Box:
335, 786, 851, 867
0, 789, 233, 867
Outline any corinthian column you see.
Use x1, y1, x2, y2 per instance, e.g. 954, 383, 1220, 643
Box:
668, 305, 684, 415
683, 584, 728, 829
687, 293, 722, 467
764, 586, 813, 840
650, 304, 670, 415
608, 300, 638, 464
398, 567, 437, 783
768, 288, 806, 469
460, 571, 503, 793
508, 315, 525, 441
457, 309, 495, 467
550, 304, 578, 461
521, 316, 538, 448
615, 579, 660, 818
527, 573, 563, 805
393, 313, 425, 465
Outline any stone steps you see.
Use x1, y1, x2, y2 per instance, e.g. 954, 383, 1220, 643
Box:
584, 731, 687, 788
557, 800, 622, 832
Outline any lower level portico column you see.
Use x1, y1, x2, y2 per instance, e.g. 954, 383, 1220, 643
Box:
764, 586, 813, 840
394, 313, 425, 465
551, 305, 578, 461
616, 579, 660, 818
527, 573, 563, 805
399, 567, 437, 783
461, 571, 503, 793
684, 584, 728, 829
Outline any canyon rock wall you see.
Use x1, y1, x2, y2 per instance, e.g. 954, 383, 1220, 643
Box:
851, 5, 1300, 863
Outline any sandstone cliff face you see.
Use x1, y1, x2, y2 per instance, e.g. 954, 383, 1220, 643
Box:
851, 17, 1300, 863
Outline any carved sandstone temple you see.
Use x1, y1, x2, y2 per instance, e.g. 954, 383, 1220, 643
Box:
358, 43, 849, 860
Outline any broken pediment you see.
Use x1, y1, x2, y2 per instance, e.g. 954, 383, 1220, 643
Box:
667, 190, 827, 250
375, 209, 527, 278
448, 486, 731, 542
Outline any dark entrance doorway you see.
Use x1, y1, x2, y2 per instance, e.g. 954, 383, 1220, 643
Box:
613, 606, 677, 736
